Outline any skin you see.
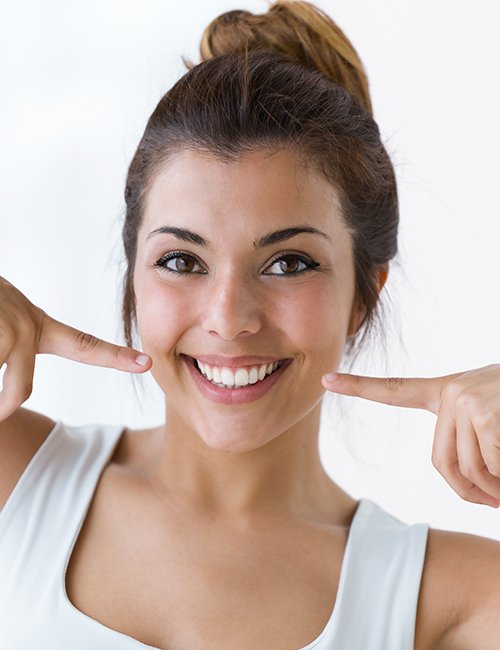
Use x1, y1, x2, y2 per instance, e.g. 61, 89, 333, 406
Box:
131, 147, 378, 521
323, 366, 500, 649
2, 146, 500, 647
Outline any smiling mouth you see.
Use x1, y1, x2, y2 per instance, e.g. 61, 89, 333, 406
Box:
183, 355, 291, 389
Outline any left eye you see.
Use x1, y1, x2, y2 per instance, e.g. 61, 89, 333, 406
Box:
263, 254, 319, 276
154, 252, 205, 274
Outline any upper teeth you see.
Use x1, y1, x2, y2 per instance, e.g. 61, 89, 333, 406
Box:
195, 359, 283, 388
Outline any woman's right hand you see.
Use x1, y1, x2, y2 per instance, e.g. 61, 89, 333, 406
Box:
0, 276, 152, 422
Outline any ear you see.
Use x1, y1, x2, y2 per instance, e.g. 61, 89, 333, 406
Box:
347, 264, 389, 337
377, 263, 389, 292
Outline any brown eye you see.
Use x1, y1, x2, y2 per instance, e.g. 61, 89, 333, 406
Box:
279, 256, 300, 273
264, 254, 319, 276
174, 256, 194, 272
154, 253, 205, 274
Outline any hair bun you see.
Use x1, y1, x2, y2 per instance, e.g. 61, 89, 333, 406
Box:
185, 0, 372, 116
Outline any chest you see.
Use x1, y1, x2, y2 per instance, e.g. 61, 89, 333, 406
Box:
65, 474, 349, 650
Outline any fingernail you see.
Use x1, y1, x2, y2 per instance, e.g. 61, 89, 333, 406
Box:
324, 373, 338, 382
135, 354, 150, 366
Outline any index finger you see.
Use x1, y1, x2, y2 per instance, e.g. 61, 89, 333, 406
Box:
321, 372, 462, 414
38, 313, 152, 372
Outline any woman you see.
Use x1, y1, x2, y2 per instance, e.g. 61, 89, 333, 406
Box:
1, 1, 499, 648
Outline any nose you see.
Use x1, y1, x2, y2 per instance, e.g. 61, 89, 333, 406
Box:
201, 272, 263, 340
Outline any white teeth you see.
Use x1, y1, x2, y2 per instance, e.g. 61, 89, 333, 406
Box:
220, 368, 235, 387
234, 368, 249, 387
194, 359, 285, 389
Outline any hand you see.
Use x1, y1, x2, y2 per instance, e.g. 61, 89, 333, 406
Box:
321, 364, 500, 508
0, 276, 152, 422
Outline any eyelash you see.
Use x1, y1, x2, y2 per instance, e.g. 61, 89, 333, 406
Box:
153, 251, 321, 277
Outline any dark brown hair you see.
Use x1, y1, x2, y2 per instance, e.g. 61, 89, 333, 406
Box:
121, 0, 398, 365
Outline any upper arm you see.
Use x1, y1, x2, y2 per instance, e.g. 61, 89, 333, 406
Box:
414, 526, 500, 650
0, 407, 56, 512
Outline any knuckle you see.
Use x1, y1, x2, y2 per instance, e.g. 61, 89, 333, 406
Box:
350, 374, 360, 389
111, 345, 124, 361
18, 382, 33, 403
485, 463, 500, 478
17, 317, 37, 342
0, 324, 15, 347
32, 307, 48, 346
463, 494, 481, 505
451, 484, 470, 501
0, 403, 15, 423
74, 331, 100, 354
431, 452, 447, 472
456, 482, 480, 504
458, 463, 477, 482
431, 449, 442, 469
443, 379, 464, 402
455, 390, 478, 411
385, 376, 404, 392
475, 410, 496, 429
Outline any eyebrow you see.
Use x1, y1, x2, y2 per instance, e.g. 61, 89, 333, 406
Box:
146, 225, 331, 248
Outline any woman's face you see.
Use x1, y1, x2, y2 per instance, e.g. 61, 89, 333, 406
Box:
133, 148, 362, 452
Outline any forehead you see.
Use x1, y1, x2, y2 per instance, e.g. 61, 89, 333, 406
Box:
141, 148, 347, 240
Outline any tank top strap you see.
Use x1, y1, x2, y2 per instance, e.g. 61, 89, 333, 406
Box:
327, 498, 429, 649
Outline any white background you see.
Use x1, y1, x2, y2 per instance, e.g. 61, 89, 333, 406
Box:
1, 0, 499, 539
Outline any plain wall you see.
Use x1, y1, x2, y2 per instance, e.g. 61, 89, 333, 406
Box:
1, 0, 499, 539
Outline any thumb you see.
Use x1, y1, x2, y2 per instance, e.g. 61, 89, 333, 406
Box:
38, 312, 152, 373
321, 371, 462, 415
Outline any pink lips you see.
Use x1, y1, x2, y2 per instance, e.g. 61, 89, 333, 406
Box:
182, 355, 292, 405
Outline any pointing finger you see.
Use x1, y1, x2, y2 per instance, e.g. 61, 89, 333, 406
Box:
321, 372, 465, 415
38, 313, 152, 373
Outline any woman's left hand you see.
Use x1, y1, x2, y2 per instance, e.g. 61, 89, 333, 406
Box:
321, 363, 500, 508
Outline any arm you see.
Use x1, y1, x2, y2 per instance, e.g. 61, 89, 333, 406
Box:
415, 528, 500, 650
321, 364, 500, 648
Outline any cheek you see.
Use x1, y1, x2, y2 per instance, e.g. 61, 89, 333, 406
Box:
279, 281, 351, 352
135, 280, 193, 352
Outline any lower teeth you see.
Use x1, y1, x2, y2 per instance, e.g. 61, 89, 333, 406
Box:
210, 380, 253, 389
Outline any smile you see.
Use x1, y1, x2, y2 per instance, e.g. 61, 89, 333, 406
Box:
181, 355, 293, 405
194, 358, 286, 389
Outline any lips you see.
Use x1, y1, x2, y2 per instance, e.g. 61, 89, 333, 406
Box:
194, 356, 286, 388
181, 354, 293, 405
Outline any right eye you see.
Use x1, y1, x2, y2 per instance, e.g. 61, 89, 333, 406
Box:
153, 252, 206, 275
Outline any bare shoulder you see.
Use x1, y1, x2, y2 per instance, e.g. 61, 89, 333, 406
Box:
0, 407, 57, 512
415, 524, 500, 650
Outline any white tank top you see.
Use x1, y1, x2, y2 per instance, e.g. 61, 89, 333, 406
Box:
0, 420, 429, 649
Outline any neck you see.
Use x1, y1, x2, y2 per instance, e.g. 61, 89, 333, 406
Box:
141, 400, 351, 525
